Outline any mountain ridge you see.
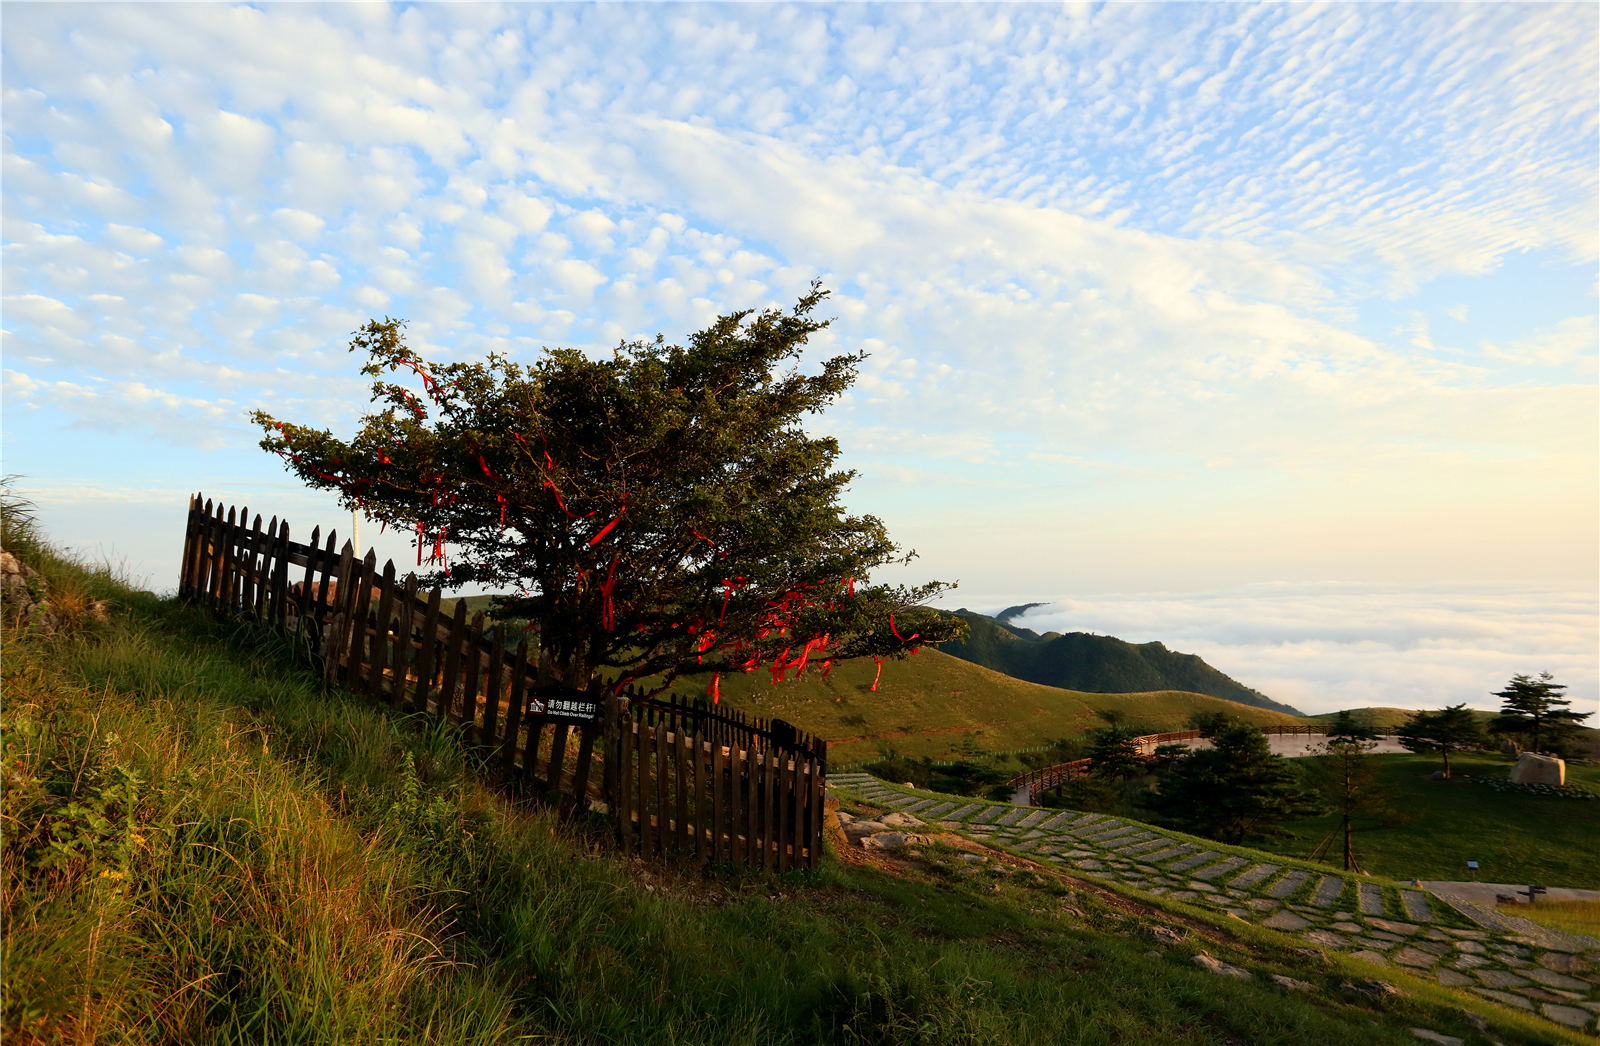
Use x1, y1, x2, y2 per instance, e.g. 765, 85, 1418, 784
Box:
937, 606, 1303, 716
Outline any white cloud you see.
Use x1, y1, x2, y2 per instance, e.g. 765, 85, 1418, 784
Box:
990, 585, 1599, 717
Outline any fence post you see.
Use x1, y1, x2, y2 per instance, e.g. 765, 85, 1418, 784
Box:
323, 543, 356, 690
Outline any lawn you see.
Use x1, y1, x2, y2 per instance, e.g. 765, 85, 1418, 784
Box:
1260, 752, 1600, 889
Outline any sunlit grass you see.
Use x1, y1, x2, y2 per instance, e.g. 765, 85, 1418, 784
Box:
1503, 900, 1600, 938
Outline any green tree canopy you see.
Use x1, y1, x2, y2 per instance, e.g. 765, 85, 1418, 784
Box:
1490, 673, 1590, 756
1085, 725, 1147, 782
1147, 718, 1318, 845
1395, 703, 1486, 778
252, 287, 962, 697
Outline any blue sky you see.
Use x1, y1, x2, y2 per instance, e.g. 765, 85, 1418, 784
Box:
3, 3, 1596, 715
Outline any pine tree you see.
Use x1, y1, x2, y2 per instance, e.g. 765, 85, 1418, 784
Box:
1490, 673, 1591, 755
1148, 719, 1319, 844
1300, 735, 1408, 871
1395, 704, 1485, 778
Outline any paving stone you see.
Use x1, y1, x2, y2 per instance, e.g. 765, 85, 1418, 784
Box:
1311, 876, 1347, 908
1034, 811, 1078, 831
1263, 910, 1312, 931
1304, 930, 1348, 949
1117, 838, 1172, 856
902, 798, 943, 813
1081, 827, 1141, 844
969, 806, 1009, 825
1245, 898, 1279, 912
1350, 949, 1390, 965
1444, 928, 1488, 940
1524, 967, 1589, 990
1400, 891, 1433, 922
1185, 880, 1219, 893
1452, 954, 1491, 970
922, 801, 962, 818
1367, 917, 1420, 937
1436, 969, 1473, 987
997, 806, 1032, 826
1536, 952, 1590, 972
1192, 857, 1247, 882
1019, 830, 1045, 840
1541, 1003, 1595, 1029
1015, 809, 1051, 828
1393, 947, 1436, 968
1408, 1030, 1463, 1046
1454, 939, 1487, 954
1074, 859, 1105, 870
1227, 863, 1280, 889
1474, 969, 1529, 988
1473, 988, 1533, 1010
1266, 870, 1311, 899
1168, 850, 1222, 872
1331, 921, 1364, 933
1138, 846, 1190, 864
1357, 882, 1385, 916
945, 803, 985, 821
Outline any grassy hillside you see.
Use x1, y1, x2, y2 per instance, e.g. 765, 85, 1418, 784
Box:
440, 596, 1308, 764
3, 544, 1574, 1046
938, 609, 1304, 716
1263, 752, 1600, 888
673, 648, 1305, 765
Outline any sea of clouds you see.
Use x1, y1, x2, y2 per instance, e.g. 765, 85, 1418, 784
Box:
973, 583, 1598, 717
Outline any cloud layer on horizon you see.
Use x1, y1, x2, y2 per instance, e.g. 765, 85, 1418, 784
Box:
993, 585, 1599, 717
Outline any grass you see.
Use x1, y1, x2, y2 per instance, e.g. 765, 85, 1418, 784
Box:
1257, 753, 1600, 889
647, 647, 1304, 764
4, 531, 1582, 1044
1505, 900, 1600, 938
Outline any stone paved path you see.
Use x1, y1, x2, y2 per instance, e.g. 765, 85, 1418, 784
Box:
830, 772, 1600, 1035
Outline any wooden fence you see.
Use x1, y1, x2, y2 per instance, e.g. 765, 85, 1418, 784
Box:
613, 694, 827, 870
178, 494, 826, 869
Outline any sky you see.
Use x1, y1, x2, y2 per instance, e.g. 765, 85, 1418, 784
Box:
3, 2, 1596, 717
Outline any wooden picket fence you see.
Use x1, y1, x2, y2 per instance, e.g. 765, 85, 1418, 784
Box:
177, 494, 826, 869
615, 694, 827, 870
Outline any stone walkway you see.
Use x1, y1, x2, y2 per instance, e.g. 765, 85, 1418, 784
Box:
830, 771, 1600, 1035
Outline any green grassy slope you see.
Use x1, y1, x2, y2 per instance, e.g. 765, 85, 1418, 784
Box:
3, 548, 1574, 1046
682, 648, 1306, 764
1262, 752, 1600, 888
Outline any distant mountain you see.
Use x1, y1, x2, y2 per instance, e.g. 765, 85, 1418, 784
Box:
937, 608, 1303, 716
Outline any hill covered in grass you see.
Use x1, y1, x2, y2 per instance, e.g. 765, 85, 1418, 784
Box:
936, 608, 1304, 716
3, 539, 1577, 1046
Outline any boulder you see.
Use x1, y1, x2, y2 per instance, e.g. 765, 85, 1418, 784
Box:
1191, 953, 1251, 979
2, 549, 56, 633
881, 811, 923, 828
1510, 752, 1565, 786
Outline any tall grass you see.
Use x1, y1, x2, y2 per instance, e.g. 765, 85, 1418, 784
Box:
2, 522, 1579, 1045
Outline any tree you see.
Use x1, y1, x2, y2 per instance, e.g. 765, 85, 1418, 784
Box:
1147, 718, 1319, 845
1299, 735, 1408, 872
1325, 708, 1378, 741
1395, 704, 1485, 778
252, 287, 963, 698
1490, 673, 1591, 756
1085, 725, 1147, 782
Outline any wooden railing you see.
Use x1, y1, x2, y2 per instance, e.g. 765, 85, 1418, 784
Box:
1007, 724, 1401, 804
178, 494, 826, 869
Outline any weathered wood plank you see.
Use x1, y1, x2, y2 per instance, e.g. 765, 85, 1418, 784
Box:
437, 601, 467, 722
412, 587, 441, 714
503, 642, 528, 769
460, 613, 485, 733
481, 625, 506, 749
